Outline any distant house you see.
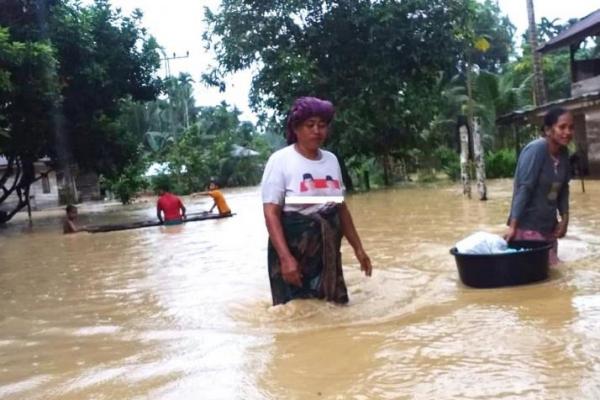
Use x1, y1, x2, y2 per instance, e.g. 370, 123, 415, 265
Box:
0, 156, 101, 212
498, 8, 600, 176
0, 156, 59, 210
230, 144, 260, 157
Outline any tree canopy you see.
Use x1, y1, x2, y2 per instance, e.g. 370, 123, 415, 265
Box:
0, 0, 162, 219
203, 0, 516, 185
0, 0, 161, 172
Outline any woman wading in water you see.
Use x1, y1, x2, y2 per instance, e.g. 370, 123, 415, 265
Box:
261, 97, 372, 306
505, 107, 574, 265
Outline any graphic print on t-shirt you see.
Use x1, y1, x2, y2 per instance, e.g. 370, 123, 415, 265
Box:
299, 173, 341, 192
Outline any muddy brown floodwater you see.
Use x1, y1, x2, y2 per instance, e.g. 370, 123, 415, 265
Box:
1, 180, 600, 399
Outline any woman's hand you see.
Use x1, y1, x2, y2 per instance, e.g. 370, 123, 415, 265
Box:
504, 219, 518, 242
354, 247, 372, 277
503, 227, 517, 242
280, 255, 303, 287
554, 220, 568, 238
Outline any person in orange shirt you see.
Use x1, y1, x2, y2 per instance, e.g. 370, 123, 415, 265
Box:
193, 181, 231, 216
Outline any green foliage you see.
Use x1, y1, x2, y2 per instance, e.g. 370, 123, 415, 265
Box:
149, 173, 182, 194
485, 148, 516, 179
0, 0, 161, 175
0, 26, 59, 158
434, 146, 461, 181
204, 0, 515, 186
48, 0, 161, 175
104, 159, 149, 204
416, 169, 439, 183
154, 103, 268, 194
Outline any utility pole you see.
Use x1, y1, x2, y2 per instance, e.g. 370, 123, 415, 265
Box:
159, 50, 190, 79
159, 50, 189, 134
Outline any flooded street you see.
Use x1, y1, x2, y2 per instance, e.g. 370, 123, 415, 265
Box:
1, 180, 600, 399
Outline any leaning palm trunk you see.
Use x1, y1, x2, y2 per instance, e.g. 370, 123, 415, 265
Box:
472, 118, 487, 201
459, 124, 471, 198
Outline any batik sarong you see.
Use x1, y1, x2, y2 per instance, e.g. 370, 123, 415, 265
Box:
268, 208, 349, 305
514, 228, 559, 265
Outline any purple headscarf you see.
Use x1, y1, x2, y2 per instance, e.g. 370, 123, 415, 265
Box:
286, 97, 335, 144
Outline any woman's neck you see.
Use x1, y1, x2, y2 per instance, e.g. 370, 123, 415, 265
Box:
294, 143, 321, 160
545, 136, 561, 157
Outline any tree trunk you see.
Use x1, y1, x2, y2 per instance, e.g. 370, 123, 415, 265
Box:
334, 152, 354, 192
0, 156, 38, 224
513, 125, 521, 159
527, 0, 547, 105
472, 118, 487, 201
459, 124, 471, 198
382, 152, 390, 186
362, 170, 370, 191
53, 112, 78, 204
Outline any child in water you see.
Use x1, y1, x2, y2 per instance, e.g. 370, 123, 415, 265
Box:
63, 204, 83, 234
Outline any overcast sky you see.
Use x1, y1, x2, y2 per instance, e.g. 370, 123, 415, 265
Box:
100, 0, 599, 121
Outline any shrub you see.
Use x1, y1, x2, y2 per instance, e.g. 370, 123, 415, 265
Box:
434, 147, 460, 181
485, 149, 516, 178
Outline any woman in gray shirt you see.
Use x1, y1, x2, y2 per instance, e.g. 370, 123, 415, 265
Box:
505, 107, 574, 265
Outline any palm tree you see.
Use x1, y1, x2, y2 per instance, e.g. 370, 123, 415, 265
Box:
526, 0, 547, 105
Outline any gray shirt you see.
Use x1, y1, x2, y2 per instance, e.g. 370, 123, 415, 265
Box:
508, 137, 570, 234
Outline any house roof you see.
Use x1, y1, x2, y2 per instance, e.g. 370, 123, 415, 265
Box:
496, 90, 600, 126
538, 9, 600, 54
230, 144, 259, 157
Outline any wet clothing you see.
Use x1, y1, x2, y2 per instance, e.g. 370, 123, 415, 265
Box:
261, 144, 344, 214
514, 229, 559, 266
208, 190, 231, 215
157, 192, 184, 222
268, 208, 348, 306
508, 138, 570, 234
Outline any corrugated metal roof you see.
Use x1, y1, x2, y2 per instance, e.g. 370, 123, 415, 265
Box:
538, 8, 600, 53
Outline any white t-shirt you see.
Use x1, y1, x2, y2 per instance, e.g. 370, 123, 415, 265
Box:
261, 145, 345, 213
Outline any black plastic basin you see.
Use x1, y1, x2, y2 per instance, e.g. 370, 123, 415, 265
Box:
450, 240, 552, 288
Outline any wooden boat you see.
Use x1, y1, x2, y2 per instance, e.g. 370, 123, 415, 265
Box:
86, 212, 234, 233
449, 240, 552, 288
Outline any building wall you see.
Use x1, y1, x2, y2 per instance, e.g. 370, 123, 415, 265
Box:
76, 171, 102, 202
29, 169, 60, 209
586, 110, 600, 176
0, 164, 59, 212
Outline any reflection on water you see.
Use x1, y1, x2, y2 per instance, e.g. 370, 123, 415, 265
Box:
1, 180, 600, 399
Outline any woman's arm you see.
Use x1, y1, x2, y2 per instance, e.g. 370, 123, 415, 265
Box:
339, 203, 372, 276
505, 144, 544, 240
504, 218, 518, 241
263, 203, 303, 286
554, 213, 569, 238
555, 176, 570, 238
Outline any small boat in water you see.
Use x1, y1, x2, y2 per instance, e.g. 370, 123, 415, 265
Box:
86, 212, 234, 233
450, 240, 552, 288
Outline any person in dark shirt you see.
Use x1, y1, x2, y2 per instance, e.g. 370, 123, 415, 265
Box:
505, 107, 574, 265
